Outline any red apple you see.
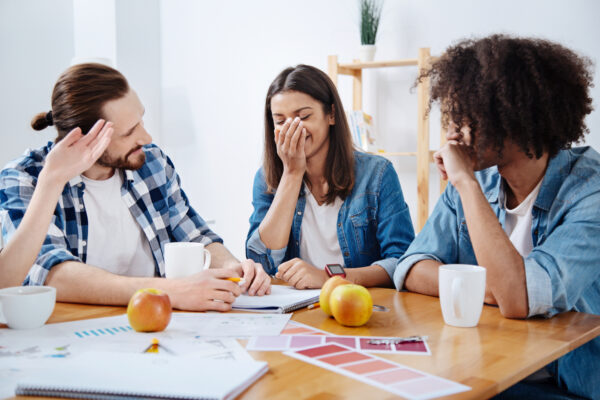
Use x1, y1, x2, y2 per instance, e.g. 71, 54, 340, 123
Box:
127, 288, 172, 332
330, 284, 373, 327
320, 276, 351, 316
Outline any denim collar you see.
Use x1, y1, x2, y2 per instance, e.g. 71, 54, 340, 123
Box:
484, 150, 569, 211
483, 166, 502, 204
534, 150, 570, 211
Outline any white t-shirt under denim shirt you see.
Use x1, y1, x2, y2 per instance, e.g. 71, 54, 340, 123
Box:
299, 186, 344, 269
82, 171, 155, 277
501, 179, 543, 257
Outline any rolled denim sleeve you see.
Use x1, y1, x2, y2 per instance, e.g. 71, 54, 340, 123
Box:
245, 168, 286, 275
373, 162, 415, 278
246, 229, 287, 275
524, 189, 600, 318
394, 254, 443, 291
393, 185, 461, 290
523, 258, 553, 317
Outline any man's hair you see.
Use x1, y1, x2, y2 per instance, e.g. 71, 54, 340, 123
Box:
420, 34, 594, 158
263, 65, 355, 203
31, 63, 129, 141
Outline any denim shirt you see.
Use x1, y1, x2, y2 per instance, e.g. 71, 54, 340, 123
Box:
246, 151, 415, 278
393, 147, 600, 400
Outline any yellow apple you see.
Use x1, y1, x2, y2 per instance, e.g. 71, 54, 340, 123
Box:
127, 288, 172, 332
330, 284, 373, 327
320, 276, 351, 316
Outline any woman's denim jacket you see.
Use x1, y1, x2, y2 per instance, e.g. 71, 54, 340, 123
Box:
246, 151, 415, 279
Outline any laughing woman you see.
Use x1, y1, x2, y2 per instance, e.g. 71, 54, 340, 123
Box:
246, 65, 414, 289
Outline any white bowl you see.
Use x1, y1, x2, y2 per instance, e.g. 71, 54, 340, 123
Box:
0, 286, 56, 329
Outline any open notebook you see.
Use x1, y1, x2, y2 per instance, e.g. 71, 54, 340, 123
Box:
233, 285, 321, 313
15, 352, 268, 400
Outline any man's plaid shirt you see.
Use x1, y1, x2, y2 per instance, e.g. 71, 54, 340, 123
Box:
0, 142, 222, 285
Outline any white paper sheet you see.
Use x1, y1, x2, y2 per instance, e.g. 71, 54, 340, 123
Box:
1, 312, 287, 398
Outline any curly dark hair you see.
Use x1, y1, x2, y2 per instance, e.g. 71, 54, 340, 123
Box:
420, 35, 594, 158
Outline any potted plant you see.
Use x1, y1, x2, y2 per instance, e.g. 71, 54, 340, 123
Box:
359, 0, 383, 62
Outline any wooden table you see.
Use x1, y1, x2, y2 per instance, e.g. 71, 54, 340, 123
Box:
5, 288, 600, 400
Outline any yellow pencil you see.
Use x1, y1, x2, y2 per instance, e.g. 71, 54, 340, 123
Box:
225, 277, 246, 286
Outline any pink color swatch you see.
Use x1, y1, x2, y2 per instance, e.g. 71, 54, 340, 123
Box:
290, 335, 323, 348
296, 344, 346, 358
342, 359, 396, 374
368, 368, 425, 384
281, 327, 315, 335
285, 343, 470, 399
395, 341, 427, 353
319, 351, 371, 366
325, 336, 357, 347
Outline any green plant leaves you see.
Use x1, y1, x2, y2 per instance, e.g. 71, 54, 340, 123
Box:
360, 0, 383, 45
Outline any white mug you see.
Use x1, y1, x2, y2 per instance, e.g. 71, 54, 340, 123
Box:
439, 264, 486, 328
0, 286, 56, 329
164, 242, 211, 279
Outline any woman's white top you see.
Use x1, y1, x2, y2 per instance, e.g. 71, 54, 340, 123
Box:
299, 186, 344, 269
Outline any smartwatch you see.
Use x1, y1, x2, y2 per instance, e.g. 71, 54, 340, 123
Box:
325, 263, 346, 278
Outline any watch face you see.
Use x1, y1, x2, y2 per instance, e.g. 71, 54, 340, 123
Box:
326, 264, 344, 275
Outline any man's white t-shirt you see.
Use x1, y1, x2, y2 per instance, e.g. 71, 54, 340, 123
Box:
299, 187, 344, 269
82, 171, 156, 277
502, 179, 543, 257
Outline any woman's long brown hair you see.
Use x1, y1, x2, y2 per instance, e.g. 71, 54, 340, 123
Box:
263, 65, 355, 204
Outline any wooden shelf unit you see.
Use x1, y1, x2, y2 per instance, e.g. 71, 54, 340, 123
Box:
328, 49, 446, 232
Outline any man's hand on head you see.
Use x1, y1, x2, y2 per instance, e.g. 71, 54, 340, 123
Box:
433, 140, 477, 189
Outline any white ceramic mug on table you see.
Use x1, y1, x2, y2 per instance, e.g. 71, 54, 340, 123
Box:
439, 264, 486, 327
164, 242, 211, 278
0, 286, 56, 329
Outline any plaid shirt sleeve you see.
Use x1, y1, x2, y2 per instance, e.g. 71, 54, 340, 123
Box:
0, 152, 81, 286
143, 145, 222, 246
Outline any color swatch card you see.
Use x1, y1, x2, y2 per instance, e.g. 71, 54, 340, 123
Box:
255, 320, 430, 355
285, 343, 469, 400
247, 334, 430, 355
279, 320, 329, 336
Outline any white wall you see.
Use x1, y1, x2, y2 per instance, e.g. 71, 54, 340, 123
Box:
159, 0, 600, 259
0, 0, 162, 167
1, 0, 599, 261
0, 0, 75, 164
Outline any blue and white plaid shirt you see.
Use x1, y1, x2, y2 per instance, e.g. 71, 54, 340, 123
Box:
0, 142, 222, 285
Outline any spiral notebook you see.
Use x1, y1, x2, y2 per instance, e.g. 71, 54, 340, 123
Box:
15, 352, 268, 400
232, 285, 321, 313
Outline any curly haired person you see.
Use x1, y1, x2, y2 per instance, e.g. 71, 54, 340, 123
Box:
393, 35, 599, 399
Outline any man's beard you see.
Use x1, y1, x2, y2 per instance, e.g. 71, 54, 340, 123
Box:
97, 146, 146, 170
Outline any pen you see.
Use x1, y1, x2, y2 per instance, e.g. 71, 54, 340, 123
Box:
367, 336, 428, 345
225, 277, 246, 285
143, 338, 175, 355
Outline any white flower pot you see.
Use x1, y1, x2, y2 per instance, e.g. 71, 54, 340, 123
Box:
359, 44, 376, 62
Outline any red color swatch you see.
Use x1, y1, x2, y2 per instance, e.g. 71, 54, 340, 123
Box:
296, 344, 347, 358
